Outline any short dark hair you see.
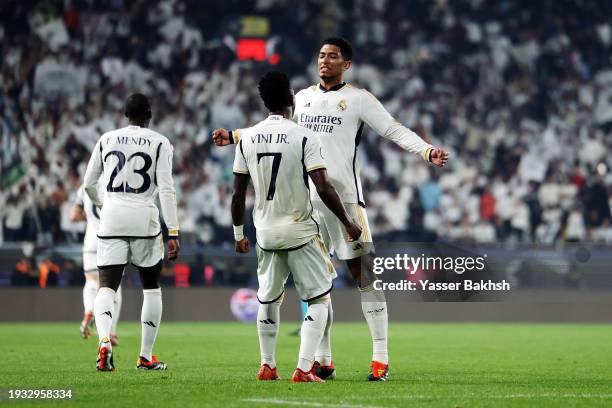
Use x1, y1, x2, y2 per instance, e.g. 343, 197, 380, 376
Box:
258, 71, 293, 112
321, 37, 353, 61
124, 93, 152, 122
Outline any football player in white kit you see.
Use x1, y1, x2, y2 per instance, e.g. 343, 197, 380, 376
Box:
83, 93, 180, 371
215, 38, 448, 381
232, 71, 362, 382
71, 185, 122, 345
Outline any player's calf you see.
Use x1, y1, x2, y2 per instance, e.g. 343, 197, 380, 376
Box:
296, 296, 329, 376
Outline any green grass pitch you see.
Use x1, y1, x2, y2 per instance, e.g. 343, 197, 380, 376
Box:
2, 322, 612, 407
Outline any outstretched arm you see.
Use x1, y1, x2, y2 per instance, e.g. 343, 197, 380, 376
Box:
212, 128, 242, 146
359, 90, 449, 167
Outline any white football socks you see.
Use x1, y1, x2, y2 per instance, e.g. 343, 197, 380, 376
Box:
140, 288, 162, 360
83, 279, 99, 315
297, 300, 329, 372
257, 300, 281, 368
314, 300, 333, 366
360, 286, 389, 364
94, 287, 115, 346
111, 285, 122, 334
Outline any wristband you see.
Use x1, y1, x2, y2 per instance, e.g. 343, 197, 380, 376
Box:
425, 147, 433, 162
233, 225, 244, 241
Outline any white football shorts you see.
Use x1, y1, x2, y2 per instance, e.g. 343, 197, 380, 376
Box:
256, 235, 336, 303
97, 235, 164, 268
313, 201, 374, 260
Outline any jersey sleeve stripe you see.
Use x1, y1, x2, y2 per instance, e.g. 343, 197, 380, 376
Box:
239, 139, 246, 161
99, 140, 104, 170
352, 122, 366, 207
301, 137, 309, 187
306, 165, 326, 172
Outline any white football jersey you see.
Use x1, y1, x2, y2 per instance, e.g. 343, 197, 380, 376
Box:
74, 185, 101, 252
83, 125, 179, 238
233, 115, 326, 250
294, 83, 434, 205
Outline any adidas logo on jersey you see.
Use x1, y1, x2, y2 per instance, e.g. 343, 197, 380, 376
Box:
303, 102, 311, 107
143, 321, 157, 327
353, 243, 363, 250
102, 311, 112, 318
258, 319, 276, 324
304, 315, 314, 322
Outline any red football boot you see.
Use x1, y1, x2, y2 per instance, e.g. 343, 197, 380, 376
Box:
367, 361, 389, 381
291, 368, 324, 383
257, 364, 280, 381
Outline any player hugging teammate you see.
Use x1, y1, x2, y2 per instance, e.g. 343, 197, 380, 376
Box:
215, 37, 449, 381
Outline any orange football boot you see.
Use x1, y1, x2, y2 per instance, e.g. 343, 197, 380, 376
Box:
291, 368, 324, 383
367, 361, 389, 381
137, 355, 167, 370
257, 364, 280, 380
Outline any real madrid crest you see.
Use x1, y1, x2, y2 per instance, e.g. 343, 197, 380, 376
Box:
337, 99, 347, 111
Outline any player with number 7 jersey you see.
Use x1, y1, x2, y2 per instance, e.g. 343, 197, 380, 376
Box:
233, 72, 361, 382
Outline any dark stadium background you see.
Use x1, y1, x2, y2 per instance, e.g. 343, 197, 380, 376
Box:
1, 0, 612, 322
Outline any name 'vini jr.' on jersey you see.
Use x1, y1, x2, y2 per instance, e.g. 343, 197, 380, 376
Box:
251, 133, 289, 144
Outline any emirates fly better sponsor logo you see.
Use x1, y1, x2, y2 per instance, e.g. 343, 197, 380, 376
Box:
299, 114, 342, 133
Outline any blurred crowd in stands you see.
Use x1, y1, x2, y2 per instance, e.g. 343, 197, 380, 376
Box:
2, 0, 612, 261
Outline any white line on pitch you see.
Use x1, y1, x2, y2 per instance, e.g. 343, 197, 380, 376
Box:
490, 393, 612, 399
341, 393, 612, 400
241, 398, 384, 408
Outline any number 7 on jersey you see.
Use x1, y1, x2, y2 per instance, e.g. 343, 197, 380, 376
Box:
257, 153, 282, 200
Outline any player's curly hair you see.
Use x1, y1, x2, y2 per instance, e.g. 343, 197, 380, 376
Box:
321, 37, 353, 61
124, 93, 152, 122
258, 71, 293, 112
